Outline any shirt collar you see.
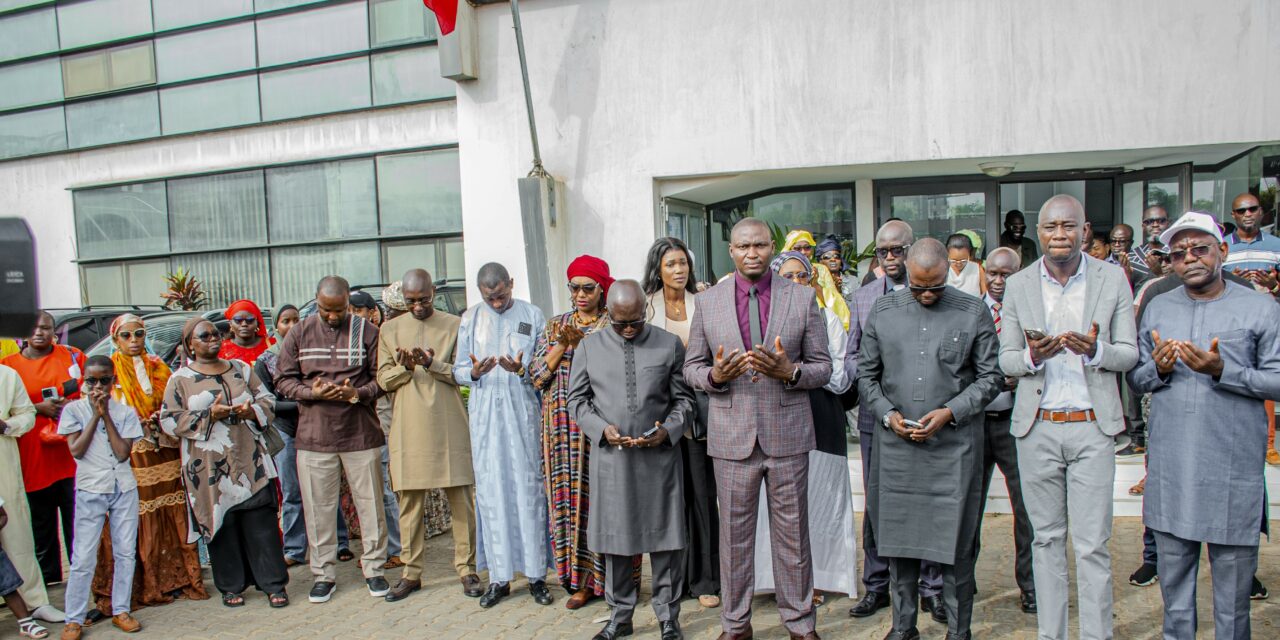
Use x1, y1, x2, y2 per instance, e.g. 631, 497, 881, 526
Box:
984, 294, 1001, 308
735, 269, 772, 292
1038, 253, 1088, 286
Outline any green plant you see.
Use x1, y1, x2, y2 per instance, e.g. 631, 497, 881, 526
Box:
161, 268, 207, 311
765, 220, 787, 252
843, 239, 878, 274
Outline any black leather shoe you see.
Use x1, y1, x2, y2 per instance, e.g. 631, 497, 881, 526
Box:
849, 591, 890, 617
529, 581, 553, 605
479, 583, 510, 608
883, 629, 920, 640
592, 621, 634, 640
1020, 590, 1037, 613
943, 633, 971, 640
921, 594, 947, 624
660, 620, 683, 640
384, 578, 421, 603
461, 574, 484, 598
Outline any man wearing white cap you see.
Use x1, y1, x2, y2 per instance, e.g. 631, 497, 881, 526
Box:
1127, 210, 1280, 640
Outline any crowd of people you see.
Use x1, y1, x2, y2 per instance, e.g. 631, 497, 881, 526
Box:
0, 191, 1276, 640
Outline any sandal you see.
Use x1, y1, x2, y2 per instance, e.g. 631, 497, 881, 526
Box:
337, 548, 355, 562
222, 592, 246, 608
18, 617, 49, 639
268, 592, 290, 608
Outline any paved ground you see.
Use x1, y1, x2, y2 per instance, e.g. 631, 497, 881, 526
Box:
5, 515, 1277, 639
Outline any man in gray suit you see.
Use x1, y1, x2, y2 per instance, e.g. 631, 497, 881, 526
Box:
684, 218, 832, 640
998, 194, 1138, 640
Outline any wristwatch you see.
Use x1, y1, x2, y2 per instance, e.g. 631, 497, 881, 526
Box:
788, 366, 801, 385
348, 392, 359, 404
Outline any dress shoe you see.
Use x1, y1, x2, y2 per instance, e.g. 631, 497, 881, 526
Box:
1020, 590, 1037, 613
715, 626, 753, 640
921, 594, 947, 624
697, 594, 721, 608
660, 620, 683, 640
566, 587, 597, 610
591, 621, 633, 640
530, 581, 554, 605
112, 613, 141, 633
944, 633, 971, 640
479, 583, 510, 608
789, 633, 820, 639
461, 573, 484, 598
60, 623, 82, 640
384, 578, 421, 602
882, 629, 920, 640
848, 591, 890, 617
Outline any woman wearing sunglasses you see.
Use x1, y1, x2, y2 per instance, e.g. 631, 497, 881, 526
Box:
219, 300, 275, 365
751, 251, 858, 604
530, 254, 634, 608
161, 318, 287, 608
85, 314, 207, 619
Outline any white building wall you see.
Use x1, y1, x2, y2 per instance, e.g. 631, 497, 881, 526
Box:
0, 102, 457, 307
456, 0, 1280, 304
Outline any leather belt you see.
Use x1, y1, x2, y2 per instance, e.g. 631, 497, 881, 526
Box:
1039, 409, 1097, 423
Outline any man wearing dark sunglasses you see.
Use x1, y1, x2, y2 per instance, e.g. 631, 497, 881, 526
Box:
1224, 192, 1280, 295
1000, 210, 1039, 269
566, 280, 694, 640
1128, 206, 1171, 287
1128, 210, 1280, 639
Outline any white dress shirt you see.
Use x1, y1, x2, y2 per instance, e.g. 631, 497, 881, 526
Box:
1022, 256, 1104, 411
984, 294, 1014, 412
57, 398, 143, 494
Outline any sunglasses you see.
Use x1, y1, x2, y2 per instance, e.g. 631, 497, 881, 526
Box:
193, 331, 220, 342
230, 316, 257, 325
780, 271, 812, 281
875, 245, 910, 259
1168, 244, 1215, 263
908, 283, 947, 293
1233, 205, 1261, 214
609, 319, 645, 330
792, 244, 813, 251
83, 376, 114, 387
819, 251, 842, 261
1109, 238, 1131, 245
116, 329, 145, 340
1141, 218, 1169, 226
567, 283, 599, 295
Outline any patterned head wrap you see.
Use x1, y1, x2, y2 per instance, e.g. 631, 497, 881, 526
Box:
566, 255, 615, 298
383, 281, 408, 312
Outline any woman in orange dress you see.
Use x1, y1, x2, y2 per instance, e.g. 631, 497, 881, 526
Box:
90, 314, 207, 616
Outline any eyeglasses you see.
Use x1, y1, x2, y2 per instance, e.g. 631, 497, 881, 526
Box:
567, 283, 599, 295
82, 376, 114, 387
1008, 223, 1027, 231
230, 316, 257, 325
780, 271, 812, 281
1233, 205, 1261, 214
193, 331, 220, 342
1109, 238, 1131, 246
908, 283, 947, 293
116, 329, 145, 340
792, 244, 813, 252
874, 245, 910, 259
609, 319, 645, 330
818, 251, 841, 261
949, 259, 969, 265
1168, 244, 1215, 263
403, 296, 433, 308
1141, 218, 1169, 226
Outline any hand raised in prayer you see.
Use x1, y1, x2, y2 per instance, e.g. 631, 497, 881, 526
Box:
557, 324, 585, 349
395, 347, 419, 368
1060, 322, 1100, 359
497, 351, 524, 373
1256, 268, 1279, 293
334, 378, 357, 402
413, 347, 435, 370
749, 337, 795, 382
710, 345, 750, 385
469, 354, 498, 380
603, 425, 627, 448
311, 378, 337, 400
89, 387, 111, 417
912, 407, 954, 442
1027, 333, 1064, 365
627, 423, 668, 448
1177, 337, 1223, 378
232, 400, 256, 421
208, 393, 234, 422
1151, 330, 1178, 376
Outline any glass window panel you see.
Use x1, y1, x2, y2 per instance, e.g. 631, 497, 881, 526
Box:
107, 43, 155, 86
125, 260, 169, 306
372, 46, 453, 105
254, 0, 324, 11
57, 0, 153, 50
172, 249, 270, 308
271, 242, 379, 307
0, 0, 52, 11
73, 181, 169, 260
168, 170, 267, 252
376, 149, 462, 234
153, 0, 252, 31
266, 158, 376, 243
82, 264, 126, 305
160, 75, 260, 135
256, 1, 368, 67
0, 106, 66, 160
889, 192, 987, 247
63, 42, 155, 98
66, 90, 160, 147
443, 239, 464, 280
62, 52, 110, 97
369, 0, 435, 48
0, 8, 58, 63
0, 58, 62, 110
382, 240, 436, 284
155, 23, 255, 83
259, 57, 370, 121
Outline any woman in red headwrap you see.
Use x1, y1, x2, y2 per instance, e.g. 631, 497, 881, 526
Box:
529, 255, 638, 607
219, 300, 274, 364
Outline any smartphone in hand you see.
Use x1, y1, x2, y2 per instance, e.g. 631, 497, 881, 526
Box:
1024, 328, 1048, 342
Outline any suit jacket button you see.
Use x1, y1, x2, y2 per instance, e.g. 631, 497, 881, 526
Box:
1036, 390, 1042, 395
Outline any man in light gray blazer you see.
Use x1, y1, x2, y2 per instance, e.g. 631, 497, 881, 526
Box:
997, 195, 1138, 640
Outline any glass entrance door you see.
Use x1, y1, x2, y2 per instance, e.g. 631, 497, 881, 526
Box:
877, 181, 999, 255
1114, 163, 1192, 234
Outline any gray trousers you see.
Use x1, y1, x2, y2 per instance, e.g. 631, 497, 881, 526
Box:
1017, 420, 1115, 640
606, 550, 683, 625
1152, 529, 1256, 640
889, 555, 976, 637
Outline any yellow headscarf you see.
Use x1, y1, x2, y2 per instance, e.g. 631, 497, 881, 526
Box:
782, 229, 851, 330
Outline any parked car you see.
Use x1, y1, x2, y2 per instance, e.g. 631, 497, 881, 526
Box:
298, 279, 467, 320
84, 308, 274, 369
48, 306, 169, 351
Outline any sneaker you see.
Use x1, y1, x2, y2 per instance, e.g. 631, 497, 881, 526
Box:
367, 576, 390, 598
1250, 577, 1268, 600
309, 581, 336, 603
1129, 563, 1158, 587
1116, 442, 1146, 458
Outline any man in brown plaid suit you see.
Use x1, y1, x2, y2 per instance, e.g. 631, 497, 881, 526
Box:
684, 218, 833, 640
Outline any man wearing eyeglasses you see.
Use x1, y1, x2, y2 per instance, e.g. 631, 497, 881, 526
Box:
847, 221, 946, 624
1224, 192, 1280, 295
1128, 211, 1280, 640
567, 280, 694, 640
856, 239, 1003, 640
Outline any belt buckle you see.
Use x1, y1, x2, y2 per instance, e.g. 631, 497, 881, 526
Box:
1047, 410, 1069, 424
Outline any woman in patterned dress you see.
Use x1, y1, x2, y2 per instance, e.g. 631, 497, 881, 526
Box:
529, 255, 622, 609
90, 314, 207, 616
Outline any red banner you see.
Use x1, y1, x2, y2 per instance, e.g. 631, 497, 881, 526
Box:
422, 0, 458, 36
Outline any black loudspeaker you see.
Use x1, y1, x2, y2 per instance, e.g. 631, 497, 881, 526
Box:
0, 218, 38, 338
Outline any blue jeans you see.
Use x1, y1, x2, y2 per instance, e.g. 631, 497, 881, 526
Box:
65, 487, 138, 624
276, 431, 349, 562
381, 445, 401, 558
